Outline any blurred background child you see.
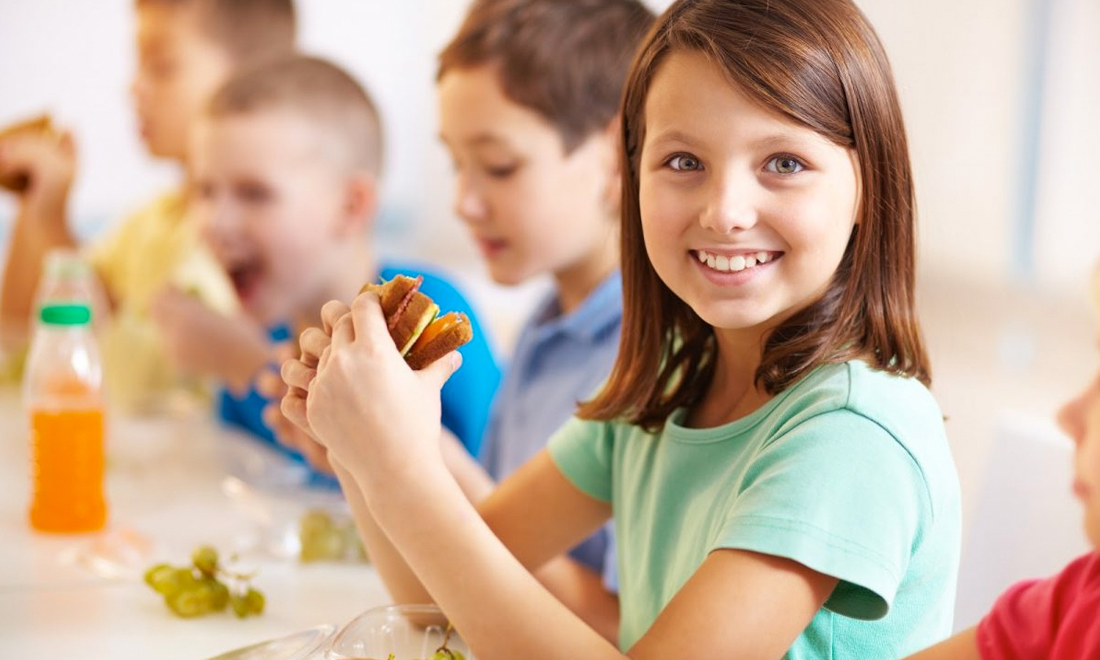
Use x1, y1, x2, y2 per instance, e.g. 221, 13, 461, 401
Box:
177, 54, 499, 481
0, 0, 296, 409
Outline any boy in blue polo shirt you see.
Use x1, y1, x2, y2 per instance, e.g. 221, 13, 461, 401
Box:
434, 0, 654, 640
152, 55, 499, 479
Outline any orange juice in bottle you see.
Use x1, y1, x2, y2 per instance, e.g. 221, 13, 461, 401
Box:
23, 303, 106, 533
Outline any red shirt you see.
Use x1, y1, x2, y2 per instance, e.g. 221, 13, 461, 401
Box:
977, 552, 1100, 659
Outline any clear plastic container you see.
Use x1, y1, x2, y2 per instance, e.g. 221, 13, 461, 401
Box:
204, 605, 473, 660
205, 624, 337, 660
23, 302, 107, 533
326, 605, 474, 660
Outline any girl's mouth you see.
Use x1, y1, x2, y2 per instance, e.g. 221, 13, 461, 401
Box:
693, 249, 783, 274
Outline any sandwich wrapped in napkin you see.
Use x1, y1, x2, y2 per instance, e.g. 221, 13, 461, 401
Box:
360, 275, 472, 369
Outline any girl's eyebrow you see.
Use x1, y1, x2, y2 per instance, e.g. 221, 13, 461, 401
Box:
647, 127, 825, 151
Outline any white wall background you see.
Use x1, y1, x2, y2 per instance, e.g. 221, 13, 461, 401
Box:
1, 0, 1098, 567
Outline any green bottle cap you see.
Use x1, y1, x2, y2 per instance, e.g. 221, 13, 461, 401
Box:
39, 303, 92, 326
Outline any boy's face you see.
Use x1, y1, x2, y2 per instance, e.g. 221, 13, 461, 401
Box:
437, 66, 618, 286
1058, 363, 1100, 549
131, 4, 233, 162
190, 110, 361, 325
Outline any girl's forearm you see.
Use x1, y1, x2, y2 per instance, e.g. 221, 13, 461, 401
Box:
330, 459, 435, 605
353, 459, 625, 660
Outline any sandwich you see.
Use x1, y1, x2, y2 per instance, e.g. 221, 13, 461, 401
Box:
359, 274, 473, 369
0, 115, 57, 192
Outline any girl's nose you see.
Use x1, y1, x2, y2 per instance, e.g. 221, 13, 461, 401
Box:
698, 170, 758, 234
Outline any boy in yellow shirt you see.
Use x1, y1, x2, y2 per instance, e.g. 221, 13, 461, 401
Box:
0, 0, 296, 407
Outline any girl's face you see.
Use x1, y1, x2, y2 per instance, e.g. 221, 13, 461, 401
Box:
1057, 362, 1100, 549
639, 51, 860, 340
437, 65, 618, 286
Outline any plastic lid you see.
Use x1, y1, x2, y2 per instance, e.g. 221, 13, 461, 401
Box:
39, 303, 92, 326
204, 624, 337, 660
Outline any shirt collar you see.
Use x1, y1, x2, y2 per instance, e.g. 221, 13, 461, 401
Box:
532, 271, 622, 344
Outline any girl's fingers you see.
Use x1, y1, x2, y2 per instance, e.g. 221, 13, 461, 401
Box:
280, 391, 310, 432
298, 327, 330, 368
320, 300, 351, 335
331, 312, 355, 350
281, 358, 316, 391
349, 291, 392, 350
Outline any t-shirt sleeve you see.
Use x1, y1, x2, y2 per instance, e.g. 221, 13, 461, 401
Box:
714, 409, 930, 621
411, 270, 501, 457
975, 553, 1096, 659
547, 416, 615, 503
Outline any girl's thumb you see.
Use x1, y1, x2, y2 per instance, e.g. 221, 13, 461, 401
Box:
421, 351, 463, 390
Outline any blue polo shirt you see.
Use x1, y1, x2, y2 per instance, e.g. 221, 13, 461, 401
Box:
218, 262, 502, 487
479, 272, 622, 589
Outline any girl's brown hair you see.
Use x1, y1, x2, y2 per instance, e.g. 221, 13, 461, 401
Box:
437, 0, 654, 153
579, 0, 930, 431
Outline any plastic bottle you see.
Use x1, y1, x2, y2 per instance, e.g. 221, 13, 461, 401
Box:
23, 303, 107, 533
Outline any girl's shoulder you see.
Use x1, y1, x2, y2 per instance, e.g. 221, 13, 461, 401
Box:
783, 360, 942, 430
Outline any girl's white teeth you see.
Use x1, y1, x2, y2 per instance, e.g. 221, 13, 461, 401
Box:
696, 249, 775, 273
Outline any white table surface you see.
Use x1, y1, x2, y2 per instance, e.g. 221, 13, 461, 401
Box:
0, 386, 393, 659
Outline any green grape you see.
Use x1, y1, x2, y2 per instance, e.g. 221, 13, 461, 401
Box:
229, 593, 250, 618
167, 587, 211, 618
245, 587, 265, 615
299, 509, 334, 537
197, 577, 230, 612
430, 651, 465, 660
191, 545, 219, 577
300, 527, 345, 562
143, 564, 174, 591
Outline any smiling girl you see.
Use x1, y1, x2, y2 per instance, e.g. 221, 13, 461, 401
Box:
281, 0, 961, 657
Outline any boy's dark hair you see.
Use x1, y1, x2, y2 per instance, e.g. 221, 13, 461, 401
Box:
207, 55, 383, 174
136, 0, 296, 64
580, 0, 931, 431
438, 0, 655, 153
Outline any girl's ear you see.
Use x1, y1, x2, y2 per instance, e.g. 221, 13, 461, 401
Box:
338, 171, 379, 236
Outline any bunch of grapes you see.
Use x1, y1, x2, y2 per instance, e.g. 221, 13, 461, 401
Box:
143, 545, 264, 618
298, 509, 368, 563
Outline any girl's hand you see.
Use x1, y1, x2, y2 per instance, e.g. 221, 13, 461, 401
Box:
302, 292, 462, 488
280, 300, 347, 439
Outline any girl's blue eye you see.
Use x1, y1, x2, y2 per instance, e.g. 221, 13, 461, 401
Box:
667, 154, 702, 172
767, 156, 804, 174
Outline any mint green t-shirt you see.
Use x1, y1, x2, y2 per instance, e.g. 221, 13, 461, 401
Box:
548, 360, 960, 657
